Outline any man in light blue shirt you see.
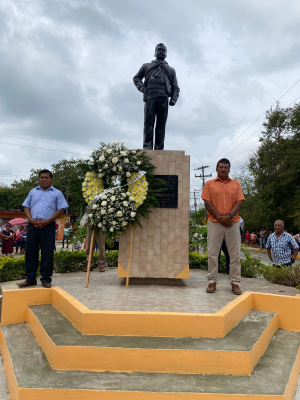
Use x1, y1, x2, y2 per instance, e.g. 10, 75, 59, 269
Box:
18, 169, 68, 288
266, 220, 299, 267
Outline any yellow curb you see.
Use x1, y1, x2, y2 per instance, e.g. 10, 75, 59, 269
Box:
248, 247, 300, 259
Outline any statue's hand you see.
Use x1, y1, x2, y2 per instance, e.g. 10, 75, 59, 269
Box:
169, 99, 176, 106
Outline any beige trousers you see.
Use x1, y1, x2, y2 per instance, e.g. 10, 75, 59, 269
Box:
207, 220, 241, 284
86, 226, 106, 268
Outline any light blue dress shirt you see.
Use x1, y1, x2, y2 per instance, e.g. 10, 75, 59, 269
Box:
22, 186, 68, 220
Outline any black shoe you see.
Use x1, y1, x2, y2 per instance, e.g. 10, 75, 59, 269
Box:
18, 281, 37, 288
42, 282, 52, 288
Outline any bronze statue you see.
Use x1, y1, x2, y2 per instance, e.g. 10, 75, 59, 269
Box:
133, 43, 180, 150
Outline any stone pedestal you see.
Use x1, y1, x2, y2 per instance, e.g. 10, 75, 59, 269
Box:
117, 150, 190, 280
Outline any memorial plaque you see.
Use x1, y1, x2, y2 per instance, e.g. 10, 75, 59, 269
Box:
154, 175, 178, 208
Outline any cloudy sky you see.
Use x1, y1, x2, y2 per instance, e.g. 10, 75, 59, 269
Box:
1, 0, 300, 207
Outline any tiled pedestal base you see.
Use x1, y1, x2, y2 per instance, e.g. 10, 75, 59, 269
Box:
118, 150, 190, 280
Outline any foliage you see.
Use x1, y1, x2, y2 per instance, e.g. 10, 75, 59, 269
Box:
0, 158, 89, 214
260, 263, 300, 287
189, 252, 228, 273
0, 256, 27, 282
189, 246, 264, 279
105, 250, 118, 267
190, 209, 206, 225
189, 222, 207, 252
0, 250, 118, 281
240, 245, 264, 278
69, 222, 87, 245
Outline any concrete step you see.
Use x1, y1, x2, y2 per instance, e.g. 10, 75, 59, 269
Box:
1, 323, 299, 400
27, 304, 277, 375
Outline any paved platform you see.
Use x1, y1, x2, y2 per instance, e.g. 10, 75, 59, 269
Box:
0, 269, 300, 398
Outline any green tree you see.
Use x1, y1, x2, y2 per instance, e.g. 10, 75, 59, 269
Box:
0, 158, 89, 215
245, 102, 300, 232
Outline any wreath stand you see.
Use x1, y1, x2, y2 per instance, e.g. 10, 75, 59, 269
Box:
125, 226, 134, 288
85, 226, 134, 289
85, 230, 96, 288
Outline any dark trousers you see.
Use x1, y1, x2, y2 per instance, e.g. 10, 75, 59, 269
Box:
218, 239, 230, 274
25, 222, 55, 283
143, 91, 169, 150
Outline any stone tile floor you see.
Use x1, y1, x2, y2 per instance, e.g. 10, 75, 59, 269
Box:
0, 268, 300, 398
4, 267, 297, 313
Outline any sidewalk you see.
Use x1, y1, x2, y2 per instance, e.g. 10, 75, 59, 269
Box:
0, 269, 300, 399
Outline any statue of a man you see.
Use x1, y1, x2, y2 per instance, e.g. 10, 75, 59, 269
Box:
133, 43, 180, 150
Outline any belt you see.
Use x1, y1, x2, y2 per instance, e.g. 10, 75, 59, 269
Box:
147, 85, 166, 90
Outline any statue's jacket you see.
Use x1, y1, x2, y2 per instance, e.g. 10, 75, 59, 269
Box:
133, 59, 180, 104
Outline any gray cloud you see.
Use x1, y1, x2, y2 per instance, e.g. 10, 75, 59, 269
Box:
0, 0, 299, 187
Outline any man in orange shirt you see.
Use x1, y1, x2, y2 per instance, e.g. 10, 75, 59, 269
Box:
201, 158, 245, 295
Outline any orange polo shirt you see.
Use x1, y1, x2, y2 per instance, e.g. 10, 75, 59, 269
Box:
201, 176, 245, 222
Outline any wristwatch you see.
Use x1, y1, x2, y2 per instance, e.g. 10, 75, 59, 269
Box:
229, 213, 234, 219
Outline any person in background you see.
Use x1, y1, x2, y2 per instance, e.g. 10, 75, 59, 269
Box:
266, 220, 298, 267
83, 225, 106, 273
74, 240, 81, 251
245, 231, 251, 245
250, 232, 257, 247
20, 226, 27, 255
2, 224, 15, 256
218, 239, 230, 274
260, 226, 267, 249
15, 225, 24, 255
62, 221, 70, 249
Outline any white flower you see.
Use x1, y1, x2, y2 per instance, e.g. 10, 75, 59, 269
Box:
101, 209, 106, 215
120, 151, 127, 156
99, 155, 105, 161
113, 141, 120, 145
111, 196, 116, 201
124, 158, 129, 163
98, 222, 102, 228
122, 221, 128, 226
123, 201, 128, 206
112, 176, 117, 181
112, 221, 117, 225
104, 164, 108, 169
107, 148, 112, 154
129, 197, 135, 201
112, 167, 117, 172
101, 201, 107, 206
124, 146, 128, 150
132, 150, 136, 154
92, 204, 97, 210
121, 193, 126, 198
103, 146, 107, 150
118, 166, 123, 171
130, 212, 136, 218
110, 227, 114, 232
108, 208, 114, 213
98, 173, 103, 178
136, 161, 141, 165
89, 214, 93, 218
102, 195, 107, 199
112, 157, 118, 164
117, 211, 123, 217
126, 172, 131, 177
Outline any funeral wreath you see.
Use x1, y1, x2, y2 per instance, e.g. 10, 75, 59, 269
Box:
81, 141, 163, 236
